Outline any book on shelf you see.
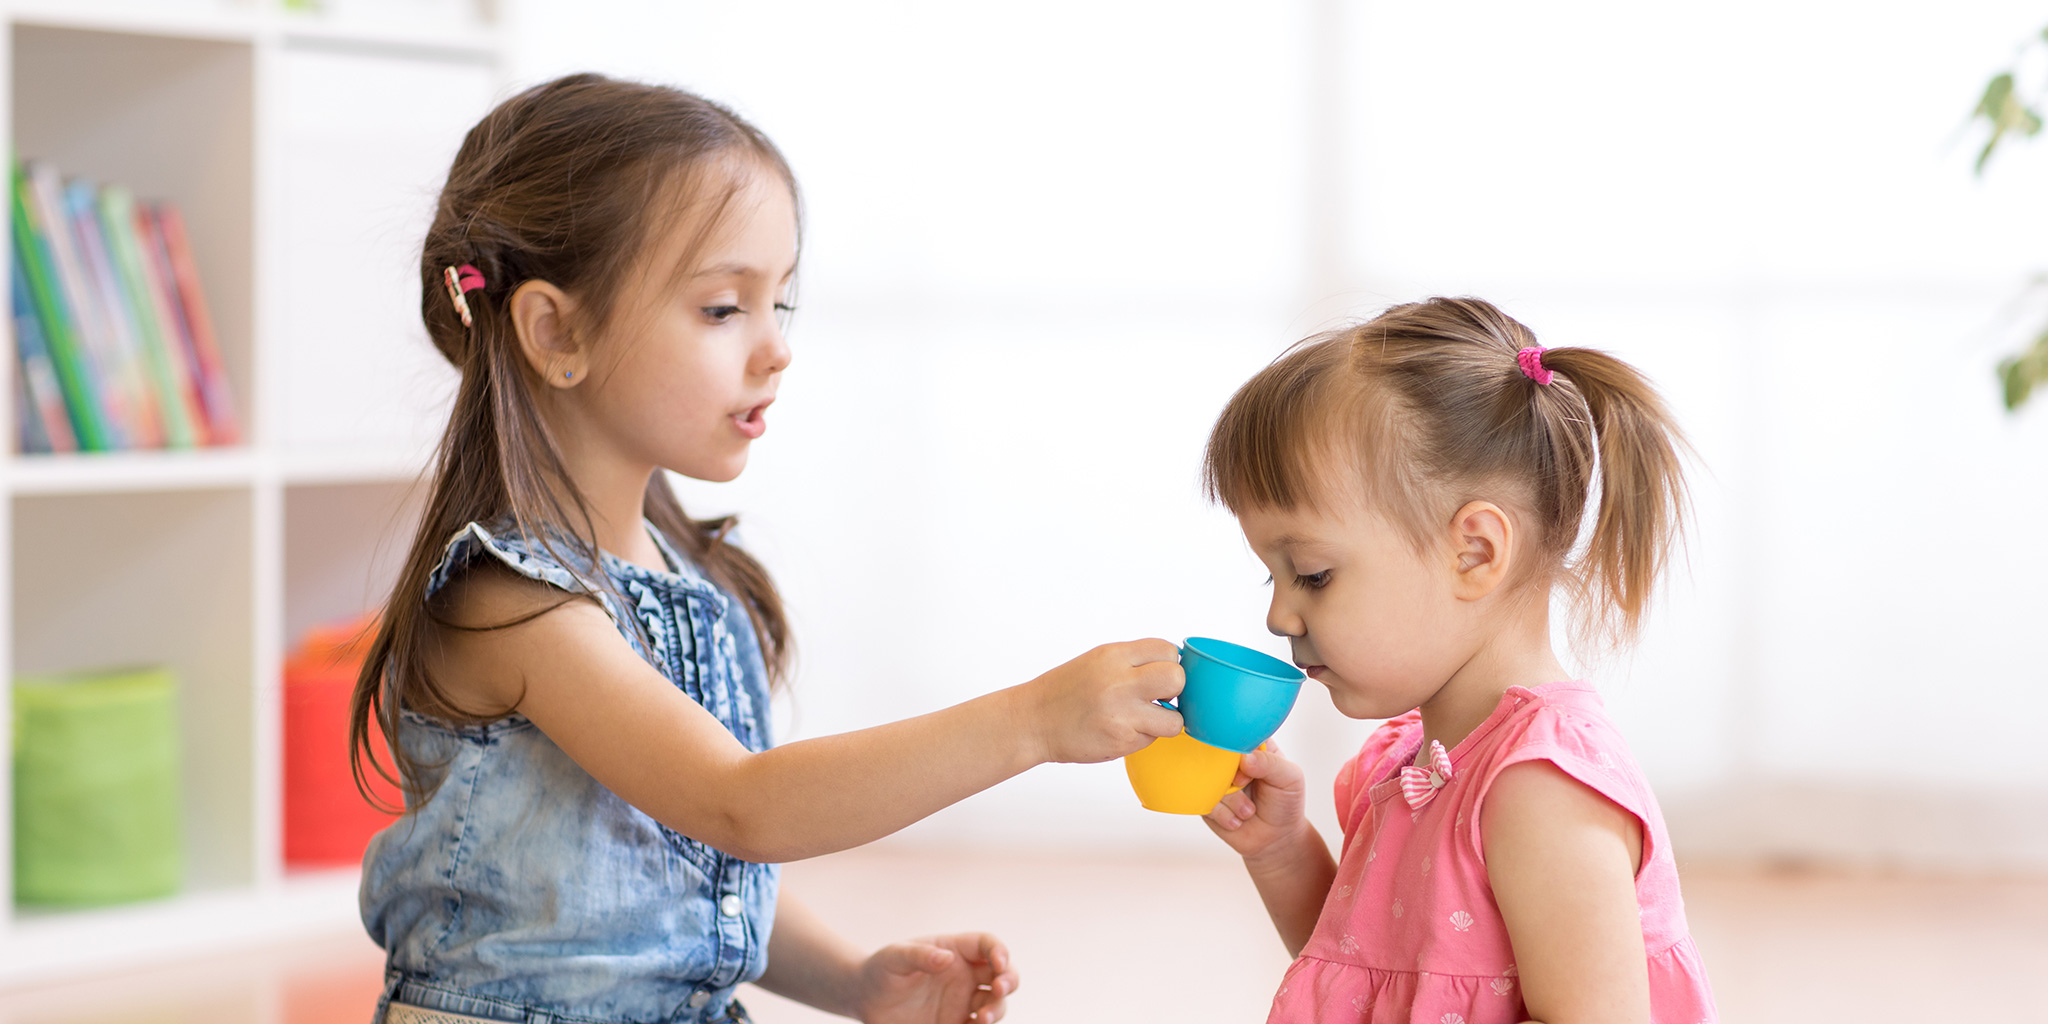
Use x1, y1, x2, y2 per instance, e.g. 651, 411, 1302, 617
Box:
102, 186, 202, 447
10, 253, 77, 452
18, 161, 125, 449
8, 159, 240, 454
151, 203, 239, 445
64, 178, 166, 448
11, 165, 111, 449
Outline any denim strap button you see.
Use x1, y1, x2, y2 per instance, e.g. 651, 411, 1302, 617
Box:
719, 893, 742, 917
688, 990, 711, 1008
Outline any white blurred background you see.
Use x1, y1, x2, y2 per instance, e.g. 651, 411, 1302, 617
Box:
5, 2, 2030, 1022
464, 0, 2048, 872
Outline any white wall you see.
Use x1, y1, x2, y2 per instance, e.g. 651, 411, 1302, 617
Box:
503, 0, 2048, 867
1331, 0, 2048, 870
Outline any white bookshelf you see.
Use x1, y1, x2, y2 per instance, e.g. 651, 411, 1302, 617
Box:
0, 0, 501, 987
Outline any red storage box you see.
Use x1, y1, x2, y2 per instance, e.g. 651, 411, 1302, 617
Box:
284, 617, 400, 868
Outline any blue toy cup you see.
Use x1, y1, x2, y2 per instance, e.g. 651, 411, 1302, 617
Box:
1162, 637, 1304, 753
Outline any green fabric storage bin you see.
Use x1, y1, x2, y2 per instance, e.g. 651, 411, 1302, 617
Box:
12, 666, 183, 905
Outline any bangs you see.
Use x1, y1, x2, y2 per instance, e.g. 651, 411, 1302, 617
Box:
1203, 332, 1372, 514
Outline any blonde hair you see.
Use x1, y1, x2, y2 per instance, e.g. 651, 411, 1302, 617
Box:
1203, 297, 1689, 646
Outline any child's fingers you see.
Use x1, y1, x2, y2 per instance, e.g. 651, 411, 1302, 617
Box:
1117, 638, 1182, 666
935, 931, 1015, 984
1204, 791, 1255, 830
1206, 807, 1242, 830
968, 994, 1007, 1022
1238, 746, 1303, 786
1133, 658, 1185, 702
962, 931, 1009, 971
1136, 701, 1183, 740
874, 941, 954, 977
1223, 789, 1257, 820
969, 968, 1018, 1023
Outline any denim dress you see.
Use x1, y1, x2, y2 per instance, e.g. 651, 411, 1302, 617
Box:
361, 518, 780, 1024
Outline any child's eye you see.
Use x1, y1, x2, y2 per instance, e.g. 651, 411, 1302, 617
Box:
702, 305, 743, 323
773, 302, 797, 330
1292, 571, 1332, 590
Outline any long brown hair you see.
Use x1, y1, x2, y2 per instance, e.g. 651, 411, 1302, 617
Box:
351, 74, 796, 809
1204, 296, 1689, 646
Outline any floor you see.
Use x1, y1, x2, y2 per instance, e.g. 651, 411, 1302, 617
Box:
1, 849, 2043, 1024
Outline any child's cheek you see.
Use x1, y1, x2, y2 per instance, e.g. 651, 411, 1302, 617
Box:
1327, 628, 1436, 715
1322, 669, 1413, 721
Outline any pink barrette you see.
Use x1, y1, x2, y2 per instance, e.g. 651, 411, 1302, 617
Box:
443, 264, 486, 328
1515, 346, 1554, 386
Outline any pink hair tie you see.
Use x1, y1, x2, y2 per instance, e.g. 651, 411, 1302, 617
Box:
443, 264, 486, 328
1515, 346, 1554, 386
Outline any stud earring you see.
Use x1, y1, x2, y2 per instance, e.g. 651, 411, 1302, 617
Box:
565, 370, 574, 379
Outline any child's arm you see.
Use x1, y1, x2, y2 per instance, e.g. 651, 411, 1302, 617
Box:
1203, 745, 1335, 957
1482, 762, 1649, 1024
754, 891, 1017, 1023
429, 568, 1184, 863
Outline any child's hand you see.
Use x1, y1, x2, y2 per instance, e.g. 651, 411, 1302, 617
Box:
1203, 743, 1310, 863
1022, 640, 1184, 764
852, 932, 1018, 1024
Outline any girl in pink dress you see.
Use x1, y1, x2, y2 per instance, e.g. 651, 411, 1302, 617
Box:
1200, 298, 1717, 1023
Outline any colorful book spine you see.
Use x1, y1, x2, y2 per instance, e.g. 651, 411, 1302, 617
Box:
16, 357, 47, 453
99, 186, 198, 448
25, 162, 131, 448
11, 254, 78, 452
65, 180, 164, 448
129, 204, 214, 446
151, 204, 238, 445
11, 165, 111, 450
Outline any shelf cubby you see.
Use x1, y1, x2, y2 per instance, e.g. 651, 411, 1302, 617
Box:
0, 0, 500, 988
11, 21, 256, 436
13, 488, 257, 893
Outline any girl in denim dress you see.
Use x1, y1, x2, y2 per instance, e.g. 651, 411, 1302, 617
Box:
351, 75, 1187, 1024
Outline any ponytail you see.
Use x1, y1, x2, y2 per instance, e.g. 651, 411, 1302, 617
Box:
1536, 347, 1690, 643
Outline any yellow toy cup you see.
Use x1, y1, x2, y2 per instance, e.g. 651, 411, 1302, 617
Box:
1124, 730, 1244, 815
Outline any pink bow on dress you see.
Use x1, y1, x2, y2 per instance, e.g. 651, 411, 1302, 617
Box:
1399, 739, 1455, 810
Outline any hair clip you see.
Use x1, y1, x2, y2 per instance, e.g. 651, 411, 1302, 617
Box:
443, 264, 486, 328
1515, 346, 1554, 386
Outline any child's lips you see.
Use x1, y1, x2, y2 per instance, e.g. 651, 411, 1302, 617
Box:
732, 400, 771, 439
1300, 664, 1328, 681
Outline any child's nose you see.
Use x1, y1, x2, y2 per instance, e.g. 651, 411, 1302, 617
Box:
756, 322, 792, 376
1266, 596, 1304, 639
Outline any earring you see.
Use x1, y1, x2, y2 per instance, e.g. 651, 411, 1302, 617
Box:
565, 370, 574, 379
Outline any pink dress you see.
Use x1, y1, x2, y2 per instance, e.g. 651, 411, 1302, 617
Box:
1266, 681, 1717, 1023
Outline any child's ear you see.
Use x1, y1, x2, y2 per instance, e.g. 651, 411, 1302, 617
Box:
1447, 500, 1514, 602
508, 280, 588, 388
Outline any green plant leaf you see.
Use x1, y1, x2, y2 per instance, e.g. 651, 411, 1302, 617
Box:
1978, 71, 2016, 117
1974, 97, 2045, 173
2000, 326, 2048, 412
2001, 356, 2031, 410
1975, 73, 2021, 173
1996, 90, 2044, 135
